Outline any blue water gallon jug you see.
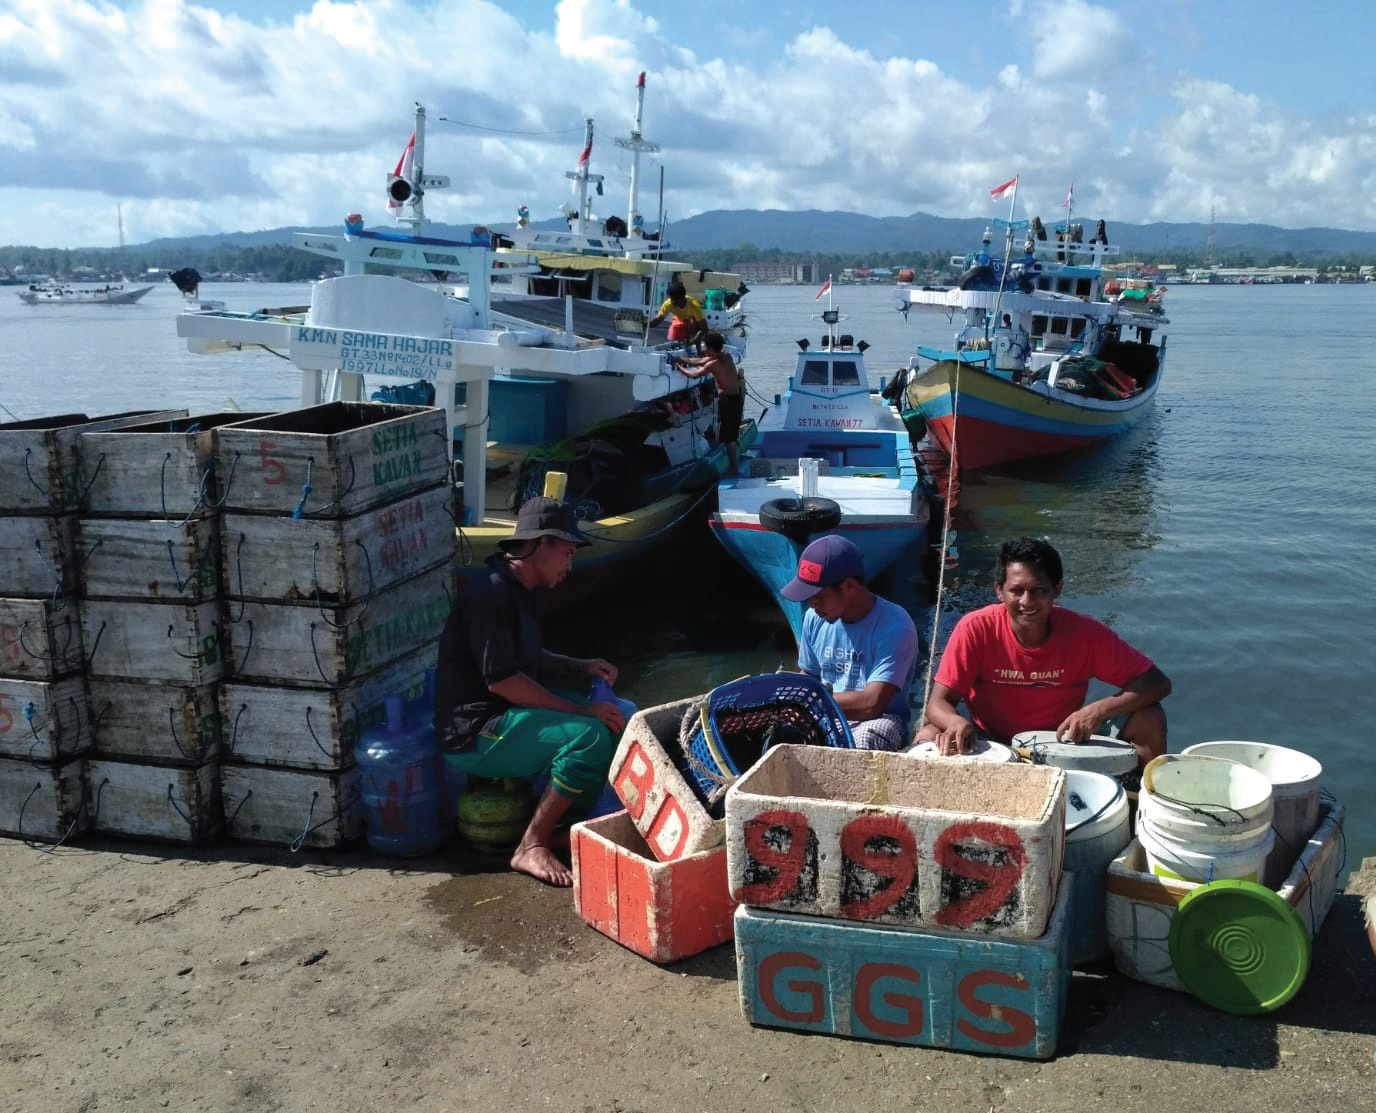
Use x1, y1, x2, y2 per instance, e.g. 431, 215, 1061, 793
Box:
588, 677, 637, 726
357, 693, 449, 857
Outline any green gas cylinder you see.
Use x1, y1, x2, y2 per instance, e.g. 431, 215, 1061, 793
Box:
455, 776, 536, 851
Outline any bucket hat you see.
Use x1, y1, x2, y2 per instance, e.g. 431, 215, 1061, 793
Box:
499, 496, 591, 550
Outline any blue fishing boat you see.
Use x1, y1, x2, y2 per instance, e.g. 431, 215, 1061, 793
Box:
707, 300, 933, 638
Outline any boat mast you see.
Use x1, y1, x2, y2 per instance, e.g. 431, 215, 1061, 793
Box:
565, 118, 602, 236
989, 176, 1019, 340
615, 71, 660, 249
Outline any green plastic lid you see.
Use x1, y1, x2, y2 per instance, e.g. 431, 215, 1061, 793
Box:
1168, 880, 1311, 1015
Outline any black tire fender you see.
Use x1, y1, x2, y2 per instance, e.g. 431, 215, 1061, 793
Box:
759, 496, 842, 541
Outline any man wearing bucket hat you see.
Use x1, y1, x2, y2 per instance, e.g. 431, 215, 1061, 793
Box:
433, 496, 627, 887
914, 536, 1170, 768
781, 535, 919, 751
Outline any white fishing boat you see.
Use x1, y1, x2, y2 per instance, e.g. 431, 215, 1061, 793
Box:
175, 105, 754, 608
18, 280, 154, 305
708, 293, 933, 638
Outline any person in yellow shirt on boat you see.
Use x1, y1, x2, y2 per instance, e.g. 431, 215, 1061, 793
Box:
648, 281, 707, 346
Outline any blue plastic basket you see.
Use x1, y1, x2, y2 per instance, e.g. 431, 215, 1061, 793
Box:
679, 674, 854, 811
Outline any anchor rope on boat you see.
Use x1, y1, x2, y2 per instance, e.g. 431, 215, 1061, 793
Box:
916, 359, 962, 727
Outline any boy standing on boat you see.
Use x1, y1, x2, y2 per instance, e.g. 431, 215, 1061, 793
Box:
673, 331, 744, 472
647, 280, 707, 346
432, 497, 627, 887
915, 537, 1170, 768
780, 536, 919, 751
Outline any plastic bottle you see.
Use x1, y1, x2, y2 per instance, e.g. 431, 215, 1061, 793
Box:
356, 693, 449, 857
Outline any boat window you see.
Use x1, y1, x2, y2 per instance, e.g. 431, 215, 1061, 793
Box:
1056, 277, 1073, 295
368, 247, 404, 260
1075, 278, 1092, 298
1070, 318, 1086, 339
832, 360, 861, 385
1032, 315, 1048, 335
800, 359, 831, 385
596, 272, 622, 302
423, 252, 460, 265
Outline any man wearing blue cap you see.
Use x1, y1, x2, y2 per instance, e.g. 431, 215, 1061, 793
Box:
780, 535, 919, 750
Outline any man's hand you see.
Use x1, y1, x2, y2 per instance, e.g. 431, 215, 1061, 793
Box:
583, 658, 618, 685
935, 720, 978, 756
586, 700, 626, 735
1054, 705, 1104, 744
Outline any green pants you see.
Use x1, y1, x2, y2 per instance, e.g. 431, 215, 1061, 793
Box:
443, 698, 614, 801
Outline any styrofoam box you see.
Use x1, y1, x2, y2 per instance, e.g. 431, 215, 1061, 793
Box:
1105, 798, 1345, 991
735, 873, 1073, 1059
726, 745, 1066, 938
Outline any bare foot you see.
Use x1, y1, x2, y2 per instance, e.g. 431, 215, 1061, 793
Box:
510, 843, 573, 887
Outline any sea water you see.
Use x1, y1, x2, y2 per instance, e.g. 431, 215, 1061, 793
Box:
4, 280, 1373, 861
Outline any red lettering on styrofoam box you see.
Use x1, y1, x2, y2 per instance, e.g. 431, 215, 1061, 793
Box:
646, 795, 688, 860
854, 963, 925, 1039
839, 814, 920, 920
956, 969, 1036, 1049
614, 742, 654, 821
736, 808, 813, 905
932, 820, 1027, 929
758, 952, 825, 1024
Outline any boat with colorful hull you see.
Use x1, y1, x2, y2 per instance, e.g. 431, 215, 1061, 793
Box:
176, 106, 751, 609
709, 303, 932, 638
893, 204, 1167, 471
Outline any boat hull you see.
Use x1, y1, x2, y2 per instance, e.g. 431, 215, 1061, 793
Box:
905, 359, 1161, 471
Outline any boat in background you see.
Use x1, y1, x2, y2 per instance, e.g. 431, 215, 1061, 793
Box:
709, 298, 932, 639
19, 280, 154, 305
175, 104, 753, 608
892, 193, 1168, 472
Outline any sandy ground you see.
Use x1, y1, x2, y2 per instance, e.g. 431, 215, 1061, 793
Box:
3, 833, 1374, 1113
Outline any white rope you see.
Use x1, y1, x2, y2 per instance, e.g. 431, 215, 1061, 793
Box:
916, 358, 962, 728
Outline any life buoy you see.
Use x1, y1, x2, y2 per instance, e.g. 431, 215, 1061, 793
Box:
759, 497, 842, 542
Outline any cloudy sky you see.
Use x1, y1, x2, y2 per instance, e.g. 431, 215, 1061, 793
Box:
3, 0, 1373, 247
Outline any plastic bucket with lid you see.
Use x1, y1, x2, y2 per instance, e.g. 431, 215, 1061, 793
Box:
1063, 769, 1131, 964
1012, 731, 1138, 778
1179, 741, 1322, 886
907, 737, 1017, 762
1138, 819, 1274, 884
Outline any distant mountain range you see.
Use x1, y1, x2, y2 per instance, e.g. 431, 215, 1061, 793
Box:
134, 209, 1376, 258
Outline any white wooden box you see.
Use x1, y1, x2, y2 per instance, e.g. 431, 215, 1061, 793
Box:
0, 410, 186, 515
87, 678, 221, 765
222, 642, 435, 770
0, 596, 84, 680
221, 762, 363, 848
0, 675, 90, 762
87, 757, 221, 843
0, 754, 87, 842
213, 403, 449, 518
79, 516, 221, 603
0, 513, 77, 598
228, 563, 450, 687
80, 597, 228, 685
221, 480, 455, 605
78, 411, 270, 520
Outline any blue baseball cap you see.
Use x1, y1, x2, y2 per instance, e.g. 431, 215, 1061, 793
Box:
780, 535, 864, 601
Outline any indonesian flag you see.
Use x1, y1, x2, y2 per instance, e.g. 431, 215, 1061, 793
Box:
1062, 182, 1074, 208
815, 277, 832, 300
990, 176, 1018, 201
577, 126, 593, 172
388, 131, 416, 214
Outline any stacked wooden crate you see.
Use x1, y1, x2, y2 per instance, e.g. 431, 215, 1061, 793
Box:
211, 402, 456, 849
0, 412, 182, 843
77, 412, 247, 843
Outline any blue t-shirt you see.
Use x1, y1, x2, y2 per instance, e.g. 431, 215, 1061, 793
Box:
798, 596, 918, 729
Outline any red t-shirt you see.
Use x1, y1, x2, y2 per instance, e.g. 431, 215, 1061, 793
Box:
935, 604, 1154, 742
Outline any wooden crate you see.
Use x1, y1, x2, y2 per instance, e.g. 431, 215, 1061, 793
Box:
725, 746, 1066, 939
228, 563, 450, 687
78, 411, 271, 520
571, 809, 736, 963
0, 754, 87, 842
213, 403, 449, 519
734, 876, 1073, 1060
221, 642, 435, 770
221, 762, 363, 848
0, 596, 84, 680
87, 757, 221, 843
78, 516, 221, 603
0, 513, 77, 598
221, 481, 455, 605
0, 410, 187, 515
1105, 799, 1345, 992
0, 676, 90, 762
87, 678, 221, 765
80, 597, 228, 685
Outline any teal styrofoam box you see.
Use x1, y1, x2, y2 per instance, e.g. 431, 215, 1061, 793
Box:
734, 872, 1073, 1059
488, 377, 569, 444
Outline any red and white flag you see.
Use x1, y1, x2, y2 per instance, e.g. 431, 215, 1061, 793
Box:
990, 176, 1018, 201
388, 130, 416, 213
1062, 182, 1074, 208
815, 277, 832, 300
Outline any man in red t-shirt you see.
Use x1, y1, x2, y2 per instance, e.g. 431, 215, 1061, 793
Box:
914, 537, 1170, 767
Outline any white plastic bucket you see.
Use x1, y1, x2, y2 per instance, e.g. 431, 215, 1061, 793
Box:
907, 738, 1017, 762
1012, 731, 1139, 778
1063, 770, 1131, 964
1140, 754, 1274, 831
1179, 740, 1322, 886
1138, 818, 1274, 883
